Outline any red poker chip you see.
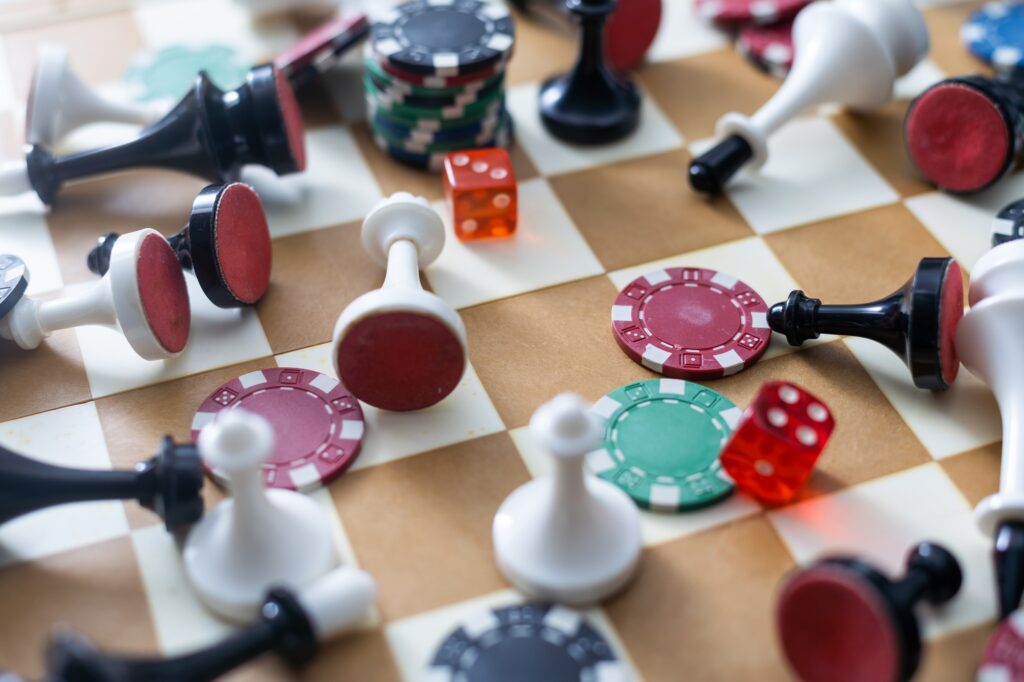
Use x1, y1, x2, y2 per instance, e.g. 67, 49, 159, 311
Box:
611, 267, 771, 380
374, 49, 509, 88
192, 367, 365, 492
696, 0, 812, 26
979, 611, 1024, 680
738, 19, 794, 79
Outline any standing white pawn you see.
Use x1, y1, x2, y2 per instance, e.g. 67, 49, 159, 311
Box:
27, 44, 163, 148
332, 192, 467, 412
183, 409, 337, 622
493, 393, 642, 605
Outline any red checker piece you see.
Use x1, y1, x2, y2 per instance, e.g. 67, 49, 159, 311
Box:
273, 67, 308, 173
696, 0, 812, 26
213, 183, 272, 306
193, 367, 364, 492
611, 267, 771, 380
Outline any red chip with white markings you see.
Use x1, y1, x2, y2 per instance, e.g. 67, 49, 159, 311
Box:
979, 610, 1024, 681
696, 0, 812, 26
611, 267, 771, 380
192, 367, 365, 492
738, 19, 795, 78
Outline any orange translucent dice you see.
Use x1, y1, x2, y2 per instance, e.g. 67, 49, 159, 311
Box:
442, 148, 517, 241
720, 381, 835, 504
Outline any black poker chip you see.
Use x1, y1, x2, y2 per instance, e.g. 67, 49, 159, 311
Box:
370, 0, 515, 77
993, 197, 1024, 247
0, 254, 28, 320
429, 603, 624, 681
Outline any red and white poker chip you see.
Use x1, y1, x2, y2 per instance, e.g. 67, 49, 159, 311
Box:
696, 0, 812, 26
611, 267, 771, 380
738, 19, 795, 78
192, 367, 365, 492
980, 610, 1024, 681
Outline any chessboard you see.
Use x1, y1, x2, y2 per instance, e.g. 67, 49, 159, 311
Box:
0, 0, 1012, 680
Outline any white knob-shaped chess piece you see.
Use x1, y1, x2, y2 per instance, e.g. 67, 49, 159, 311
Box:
296, 566, 376, 640
332, 192, 467, 412
0, 230, 190, 360
689, 0, 929, 194
492, 393, 642, 605
183, 409, 337, 622
27, 44, 163, 148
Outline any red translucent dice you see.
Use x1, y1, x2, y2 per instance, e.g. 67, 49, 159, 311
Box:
442, 148, 517, 241
720, 381, 835, 504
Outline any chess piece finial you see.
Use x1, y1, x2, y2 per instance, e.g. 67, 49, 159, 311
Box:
0, 231, 192, 361
768, 257, 963, 391
492, 393, 642, 604
183, 409, 336, 622
332, 192, 467, 412
688, 0, 929, 194
956, 239, 1024, 617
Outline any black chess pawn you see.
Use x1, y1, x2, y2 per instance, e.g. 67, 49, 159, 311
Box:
538, 0, 641, 144
992, 197, 1024, 248
45, 567, 375, 682
0, 63, 306, 206
768, 257, 964, 391
0, 436, 202, 532
776, 542, 963, 682
86, 183, 272, 309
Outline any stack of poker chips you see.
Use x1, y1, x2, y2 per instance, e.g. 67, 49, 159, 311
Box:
365, 0, 515, 172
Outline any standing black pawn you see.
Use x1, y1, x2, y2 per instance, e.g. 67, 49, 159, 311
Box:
0, 436, 203, 532
768, 257, 964, 391
12, 63, 305, 206
538, 0, 640, 144
86, 183, 272, 309
777, 542, 963, 682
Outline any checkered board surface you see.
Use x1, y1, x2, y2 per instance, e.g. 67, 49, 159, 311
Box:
0, 0, 1014, 679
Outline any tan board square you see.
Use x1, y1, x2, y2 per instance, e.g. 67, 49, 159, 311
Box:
605, 516, 795, 681
504, 8, 575, 87
0, 329, 90, 423
548, 148, 755, 271
924, 2, 996, 78
715, 341, 934, 501
329, 432, 530, 623
461, 276, 641, 429
764, 203, 953, 303
0, 536, 157, 679
638, 49, 779, 143
919, 623, 993, 682
941, 443, 1001, 508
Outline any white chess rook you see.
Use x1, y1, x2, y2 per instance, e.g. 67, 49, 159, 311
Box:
688, 0, 929, 194
183, 409, 337, 622
492, 393, 642, 605
957, 239, 1024, 617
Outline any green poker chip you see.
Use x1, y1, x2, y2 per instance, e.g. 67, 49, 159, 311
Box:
588, 378, 741, 512
366, 79, 504, 121
367, 95, 504, 132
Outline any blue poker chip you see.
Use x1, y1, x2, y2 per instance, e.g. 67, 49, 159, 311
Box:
962, 2, 1024, 71
429, 603, 625, 681
371, 107, 505, 144
0, 255, 28, 320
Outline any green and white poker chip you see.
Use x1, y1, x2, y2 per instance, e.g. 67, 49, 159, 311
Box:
588, 378, 741, 512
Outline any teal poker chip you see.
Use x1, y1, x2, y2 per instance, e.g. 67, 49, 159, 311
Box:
364, 70, 504, 108
588, 379, 741, 512
962, 2, 1024, 71
124, 44, 250, 102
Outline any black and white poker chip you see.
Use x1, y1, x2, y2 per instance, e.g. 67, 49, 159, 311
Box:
992, 198, 1024, 247
0, 255, 28, 320
429, 603, 626, 681
370, 0, 515, 77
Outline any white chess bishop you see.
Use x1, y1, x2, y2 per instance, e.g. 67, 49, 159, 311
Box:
957, 239, 1024, 619
492, 393, 642, 605
183, 409, 337, 622
688, 0, 930, 195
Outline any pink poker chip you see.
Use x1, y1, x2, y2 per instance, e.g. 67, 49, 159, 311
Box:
193, 367, 365, 492
738, 19, 795, 78
979, 610, 1024, 681
611, 267, 771, 380
696, 0, 812, 25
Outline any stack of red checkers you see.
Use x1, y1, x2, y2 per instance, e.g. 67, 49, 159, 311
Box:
696, 0, 812, 78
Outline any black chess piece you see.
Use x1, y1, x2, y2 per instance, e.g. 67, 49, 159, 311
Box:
45, 568, 375, 682
538, 0, 640, 144
777, 542, 963, 682
768, 257, 964, 391
86, 183, 273, 309
4, 63, 305, 206
0, 437, 203, 532
992, 197, 1024, 248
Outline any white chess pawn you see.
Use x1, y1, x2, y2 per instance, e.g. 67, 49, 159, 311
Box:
493, 393, 642, 605
183, 409, 337, 622
957, 239, 1024, 618
0, 230, 191, 361
688, 0, 929, 195
26, 44, 163, 148
332, 192, 467, 412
